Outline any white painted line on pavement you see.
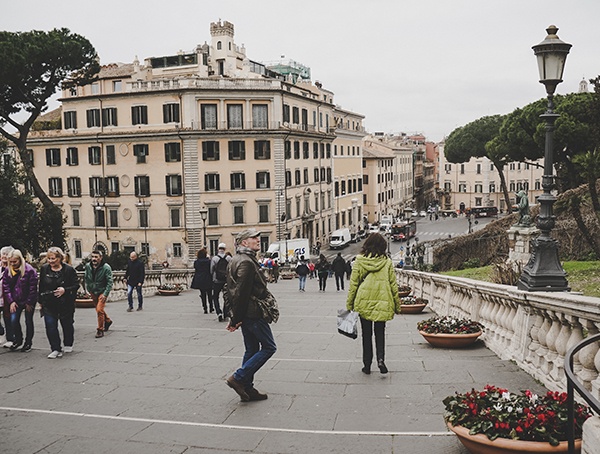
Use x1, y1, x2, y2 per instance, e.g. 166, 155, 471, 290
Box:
0, 406, 453, 437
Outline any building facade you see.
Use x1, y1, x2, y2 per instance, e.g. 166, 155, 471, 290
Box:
27, 20, 365, 266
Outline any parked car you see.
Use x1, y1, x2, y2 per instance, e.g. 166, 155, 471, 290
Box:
419, 211, 427, 217
411, 210, 418, 217
368, 225, 380, 234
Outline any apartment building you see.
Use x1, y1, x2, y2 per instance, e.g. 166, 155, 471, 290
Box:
437, 141, 544, 212
27, 20, 365, 266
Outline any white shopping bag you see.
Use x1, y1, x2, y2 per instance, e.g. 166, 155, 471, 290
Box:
337, 309, 359, 339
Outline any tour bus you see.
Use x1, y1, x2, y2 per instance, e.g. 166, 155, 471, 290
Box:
467, 206, 498, 218
390, 220, 417, 242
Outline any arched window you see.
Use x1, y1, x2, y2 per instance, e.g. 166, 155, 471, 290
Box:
217, 41, 222, 50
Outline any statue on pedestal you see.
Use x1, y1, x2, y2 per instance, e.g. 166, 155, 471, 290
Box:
515, 190, 532, 227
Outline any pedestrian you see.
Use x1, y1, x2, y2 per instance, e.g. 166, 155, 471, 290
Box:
272, 260, 279, 283
2, 249, 38, 352
332, 252, 346, 291
210, 242, 230, 322
0, 245, 15, 347
345, 259, 353, 280
346, 232, 400, 375
84, 250, 114, 338
124, 251, 145, 312
315, 254, 330, 292
191, 248, 214, 314
38, 246, 78, 358
295, 255, 310, 291
225, 228, 276, 402
308, 261, 315, 279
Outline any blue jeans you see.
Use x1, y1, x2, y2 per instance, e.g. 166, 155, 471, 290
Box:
44, 312, 74, 352
127, 284, 143, 309
11, 304, 36, 346
298, 275, 307, 290
234, 318, 277, 390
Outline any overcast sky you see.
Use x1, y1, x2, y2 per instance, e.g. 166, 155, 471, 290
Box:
2, 0, 598, 142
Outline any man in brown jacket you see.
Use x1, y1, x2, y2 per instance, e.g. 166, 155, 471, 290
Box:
225, 228, 277, 402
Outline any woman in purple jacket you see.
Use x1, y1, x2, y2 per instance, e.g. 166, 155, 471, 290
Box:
2, 249, 38, 352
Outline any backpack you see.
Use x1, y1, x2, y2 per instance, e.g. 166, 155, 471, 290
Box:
215, 256, 229, 282
296, 262, 309, 276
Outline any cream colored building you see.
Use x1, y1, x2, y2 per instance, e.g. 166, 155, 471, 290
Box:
27, 20, 365, 266
437, 142, 544, 213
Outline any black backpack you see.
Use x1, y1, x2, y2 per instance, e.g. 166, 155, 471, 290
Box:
215, 256, 229, 282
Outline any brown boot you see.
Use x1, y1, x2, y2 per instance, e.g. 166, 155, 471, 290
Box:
247, 387, 268, 401
226, 375, 249, 402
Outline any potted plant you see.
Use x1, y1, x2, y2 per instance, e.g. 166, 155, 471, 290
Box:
399, 295, 428, 314
417, 315, 483, 348
157, 283, 183, 296
75, 290, 94, 308
398, 284, 412, 297
443, 385, 592, 453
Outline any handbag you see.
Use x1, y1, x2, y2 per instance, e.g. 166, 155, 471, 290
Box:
337, 309, 359, 339
254, 289, 280, 324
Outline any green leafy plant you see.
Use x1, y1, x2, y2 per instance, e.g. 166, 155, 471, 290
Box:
443, 385, 592, 446
417, 316, 483, 334
398, 284, 412, 293
158, 284, 183, 291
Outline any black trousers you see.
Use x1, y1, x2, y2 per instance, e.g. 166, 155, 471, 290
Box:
360, 317, 386, 367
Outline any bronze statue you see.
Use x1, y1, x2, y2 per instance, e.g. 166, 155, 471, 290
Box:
515, 190, 532, 227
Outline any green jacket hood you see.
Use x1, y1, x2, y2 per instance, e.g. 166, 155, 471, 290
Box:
354, 254, 388, 273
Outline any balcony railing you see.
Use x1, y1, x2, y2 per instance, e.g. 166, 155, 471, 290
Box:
127, 78, 283, 93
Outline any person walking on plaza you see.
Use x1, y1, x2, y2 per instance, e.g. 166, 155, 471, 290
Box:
211, 242, 230, 322
38, 247, 78, 358
295, 255, 310, 292
332, 252, 347, 291
84, 250, 114, 338
0, 245, 15, 348
124, 251, 145, 312
346, 233, 400, 375
191, 248, 214, 314
225, 228, 276, 402
315, 254, 330, 292
2, 249, 38, 352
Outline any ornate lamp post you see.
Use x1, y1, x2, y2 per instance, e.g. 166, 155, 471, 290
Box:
518, 25, 571, 292
199, 207, 208, 249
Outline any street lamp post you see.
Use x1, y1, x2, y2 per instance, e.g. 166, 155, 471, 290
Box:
93, 199, 101, 248
199, 207, 208, 250
518, 25, 571, 292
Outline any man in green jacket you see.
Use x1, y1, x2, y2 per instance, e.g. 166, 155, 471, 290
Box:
84, 250, 114, 338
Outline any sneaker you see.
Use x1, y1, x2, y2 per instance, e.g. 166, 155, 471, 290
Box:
226, 375, 249, 402
362, 366, 371, 375
104, 320, 113, 331
95, 329, 104, 338
21, 344, 32, 352
3, 341, 14, 348
63, 346, 73, 353
247, 387, 268, 401
9, 342, 21, 351
136, 307, 143, 311
378, 359, 388, 374
47, 350, 63, 359
218, 314, 224, 322
127, 307, 133, 312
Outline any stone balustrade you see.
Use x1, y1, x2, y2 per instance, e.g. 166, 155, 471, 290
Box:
398, 269, 600, 400
76, 269, 194, 301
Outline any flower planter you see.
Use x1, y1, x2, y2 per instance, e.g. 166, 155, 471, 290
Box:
400, 303, 427, 314
75, 298, 94, 308
419, 330, 482, 348
157, 289, 181, 296
448, 423, 580, 454
398, 290, 411, 298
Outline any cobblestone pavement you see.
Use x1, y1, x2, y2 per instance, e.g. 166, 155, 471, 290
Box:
0, 276, 545, 453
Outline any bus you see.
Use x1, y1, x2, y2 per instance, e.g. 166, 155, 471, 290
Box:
468, 206, 498, 218
390, 220, 417, 242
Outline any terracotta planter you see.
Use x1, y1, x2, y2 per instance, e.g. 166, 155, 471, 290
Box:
419, 330, 482, 348
448, 423, 580, 454
400, 303, 427, 314
157, 289, 181, 296
75, 298, 94, 308
398, 290, 411, 297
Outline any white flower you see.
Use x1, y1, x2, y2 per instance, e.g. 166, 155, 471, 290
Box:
507, 406, 513, 412
502, 392, 512, 401
493, 404, 503, 411
528, 393, 539, 403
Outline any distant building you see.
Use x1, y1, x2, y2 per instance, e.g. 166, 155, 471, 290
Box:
27, 20, 365, 266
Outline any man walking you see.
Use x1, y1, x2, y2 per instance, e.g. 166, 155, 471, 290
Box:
210, 242, 230, 322
332, 252, 347, 291
124, 251, 145, 312
84, 250, 113, 338
225, 228, 277, 402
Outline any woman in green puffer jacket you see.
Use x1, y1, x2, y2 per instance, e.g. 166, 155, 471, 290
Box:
346, 232, 400, 375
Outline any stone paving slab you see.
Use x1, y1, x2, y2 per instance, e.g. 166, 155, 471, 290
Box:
0, 275, 547, 453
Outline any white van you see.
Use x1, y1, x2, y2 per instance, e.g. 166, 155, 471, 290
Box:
329, 228, 351, 249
